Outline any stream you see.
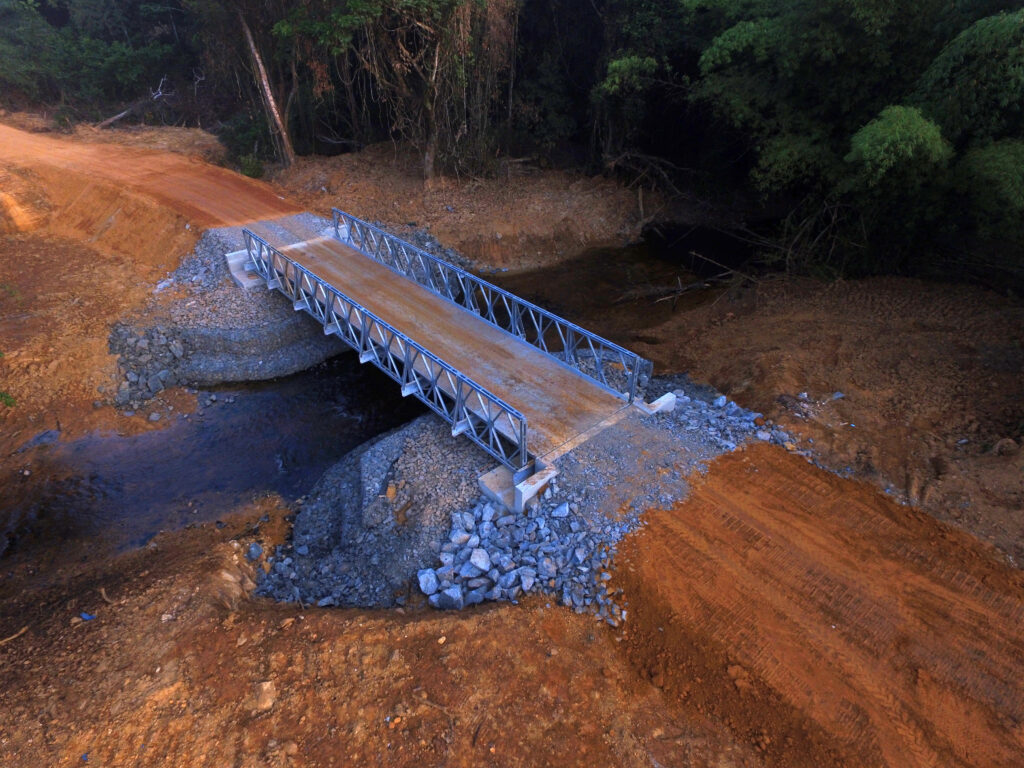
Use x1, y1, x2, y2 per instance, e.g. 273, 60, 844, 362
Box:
1, 236, 720, 559
1, 357, 422, 556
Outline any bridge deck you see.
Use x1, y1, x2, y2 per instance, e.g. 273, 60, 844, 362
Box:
246, 219, 628, 460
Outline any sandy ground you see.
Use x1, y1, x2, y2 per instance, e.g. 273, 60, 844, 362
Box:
1, 120, 1022, 766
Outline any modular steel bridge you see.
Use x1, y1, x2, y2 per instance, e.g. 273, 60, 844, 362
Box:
239, 209, 658, 506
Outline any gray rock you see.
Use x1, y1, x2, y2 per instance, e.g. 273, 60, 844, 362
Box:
538, 557, 557, 579
519, 568, 537, 592
435, 585, 464, 610
450, 530, 471, 547
714, 394, 728, 408
417, 568, 440, 596
551, 503, 569, 518
246, 543, 263, 561
469, 548, 491, 572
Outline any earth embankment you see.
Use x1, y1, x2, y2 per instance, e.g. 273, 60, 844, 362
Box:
616, 443, 1024, 767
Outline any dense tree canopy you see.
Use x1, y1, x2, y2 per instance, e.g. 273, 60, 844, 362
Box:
1, 0, 1021, 279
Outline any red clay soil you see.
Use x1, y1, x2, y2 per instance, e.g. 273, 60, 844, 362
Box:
2, 121, 1024, 767
0, 123, 299, 267
615, 443, 1024, 768
632, 276, 1024, 566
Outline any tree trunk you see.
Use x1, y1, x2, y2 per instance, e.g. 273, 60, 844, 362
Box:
239, 12, 296, 167
422, 96, 438, 181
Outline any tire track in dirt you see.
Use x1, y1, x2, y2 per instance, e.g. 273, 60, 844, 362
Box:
615, 443, 1024, 768
0, 124, 300, 246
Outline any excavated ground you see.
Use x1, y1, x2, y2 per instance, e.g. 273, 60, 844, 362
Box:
1, 119, 1022, 767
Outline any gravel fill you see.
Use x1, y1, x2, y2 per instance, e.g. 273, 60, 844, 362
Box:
255, 372, 794, 625
256, 414, 492, 608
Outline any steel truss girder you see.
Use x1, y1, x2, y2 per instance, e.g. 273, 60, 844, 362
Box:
331, 209, 653, 402
243, 230, 531, 474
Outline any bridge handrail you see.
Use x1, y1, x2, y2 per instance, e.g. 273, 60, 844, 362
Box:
332, 208, 653, 402
243, 229, 531, 474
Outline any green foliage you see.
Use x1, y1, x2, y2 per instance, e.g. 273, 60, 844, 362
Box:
647, 0, 1024, 273
955, 139, 1024, 241
913, 10, 1024, 146
598, 55, 658, 97
752, 133, 836, 193
217, 112, 274, 162
239, 154, 264, 178
0, 0, 60, 100
845, 106, 952, 188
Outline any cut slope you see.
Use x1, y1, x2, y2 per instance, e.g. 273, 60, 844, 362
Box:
616, 443, 1024, 768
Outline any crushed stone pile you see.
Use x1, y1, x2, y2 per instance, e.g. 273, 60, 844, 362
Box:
255, 374, 795, 624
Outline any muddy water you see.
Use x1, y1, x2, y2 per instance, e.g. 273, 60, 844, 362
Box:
1, 356, 423, 555
486, 242, 716, 347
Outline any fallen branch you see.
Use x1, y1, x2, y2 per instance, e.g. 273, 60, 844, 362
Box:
0, 625, 28, 646
96, 76, 174, 129
652, 272, 732, 306
687, 250, 759, 284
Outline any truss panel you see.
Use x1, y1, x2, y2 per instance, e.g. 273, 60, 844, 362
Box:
331, 209, 653, 402
243, 229, 531, 473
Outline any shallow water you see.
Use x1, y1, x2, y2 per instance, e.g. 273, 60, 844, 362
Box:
486, 242, 712, 346
1, 356, 422, 554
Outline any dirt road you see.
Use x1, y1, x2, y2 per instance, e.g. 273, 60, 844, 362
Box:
0, 123, 299, 231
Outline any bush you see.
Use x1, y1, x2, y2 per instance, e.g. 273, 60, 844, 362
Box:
914, 10, 1024, 146
845, 106, 952, 189
956, 140, 1024, 242
217, 112, 274, 162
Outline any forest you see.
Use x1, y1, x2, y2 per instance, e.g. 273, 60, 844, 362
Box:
2, 0, 1022, 283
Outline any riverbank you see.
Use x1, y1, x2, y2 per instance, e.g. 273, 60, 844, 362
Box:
1, 119, 1022, 767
